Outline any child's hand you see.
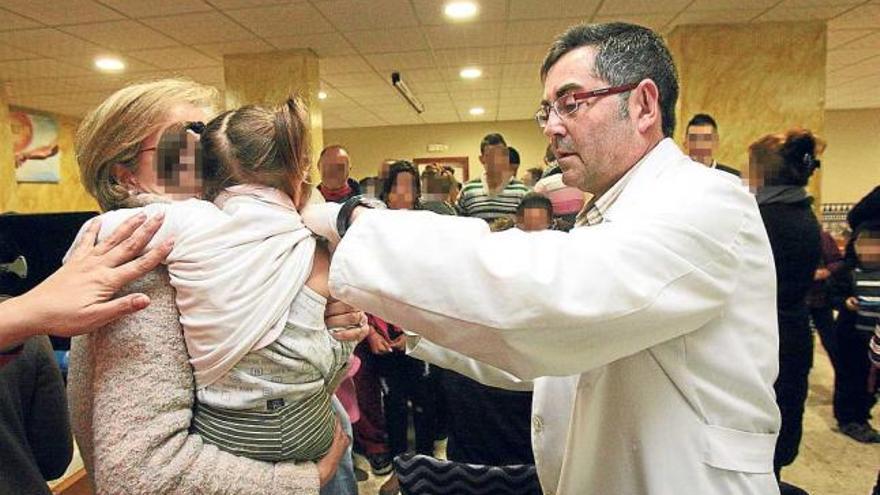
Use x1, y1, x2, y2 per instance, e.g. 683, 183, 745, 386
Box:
845, 296, 860, 312
367, 330, 392, 355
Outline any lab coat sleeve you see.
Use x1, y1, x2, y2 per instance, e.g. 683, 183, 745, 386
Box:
329, 181, 751, 380
406, 334, 533, 391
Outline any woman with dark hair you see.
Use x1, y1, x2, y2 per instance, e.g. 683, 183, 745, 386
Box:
380, 160, 421, 210
748, 128, 824, 494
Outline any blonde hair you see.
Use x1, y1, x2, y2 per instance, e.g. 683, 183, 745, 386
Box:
76, 78, 218, 211
200, 97, 313, 209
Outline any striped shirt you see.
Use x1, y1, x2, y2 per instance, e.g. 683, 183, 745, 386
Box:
457, 175, 530, 221
854, 268, 880, 332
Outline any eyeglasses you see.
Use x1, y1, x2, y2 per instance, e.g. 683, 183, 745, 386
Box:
535, 83, 639, 128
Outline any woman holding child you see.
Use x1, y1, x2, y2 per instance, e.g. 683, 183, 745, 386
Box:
68, 78, 364, 494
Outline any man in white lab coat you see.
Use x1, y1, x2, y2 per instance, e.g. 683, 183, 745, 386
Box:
307, 22, 781, 495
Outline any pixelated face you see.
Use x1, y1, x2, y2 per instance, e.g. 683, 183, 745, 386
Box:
517, 207, 551, 232
685, 124, 718, 166
855, 231, 880, 270
422, 173, 450, 202
318, 148, 350, 188
130, 103, 207, 199
746, 153, 765, 193
361, 181, 378, 199
157, 129, 202, 199
541, 46, 635, 195
387, 171, 417, 210
481, 144, 510, 180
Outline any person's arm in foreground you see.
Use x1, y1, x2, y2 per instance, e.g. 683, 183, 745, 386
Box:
317, 180, 748, 381
0, 213, 172, 349
406, 333, 532, 391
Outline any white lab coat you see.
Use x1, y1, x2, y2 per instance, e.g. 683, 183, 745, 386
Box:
328, 139, 782, 495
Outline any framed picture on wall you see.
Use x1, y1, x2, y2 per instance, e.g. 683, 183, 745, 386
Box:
413, 156, 469, 184
10, 107, 61, 183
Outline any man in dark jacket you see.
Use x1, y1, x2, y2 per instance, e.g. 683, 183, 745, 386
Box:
684, 113, 740, 176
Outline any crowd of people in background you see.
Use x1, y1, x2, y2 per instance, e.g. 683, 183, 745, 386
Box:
1, 20, 878, 495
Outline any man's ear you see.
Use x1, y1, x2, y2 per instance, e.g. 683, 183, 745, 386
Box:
633, 79, 660, 135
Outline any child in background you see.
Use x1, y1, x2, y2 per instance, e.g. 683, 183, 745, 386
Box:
830, 220, 880, 443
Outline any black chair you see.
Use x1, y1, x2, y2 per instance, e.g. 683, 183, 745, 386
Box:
393, 453, 542, 495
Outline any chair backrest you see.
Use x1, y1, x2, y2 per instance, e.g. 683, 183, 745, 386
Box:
393, 453, 542, 495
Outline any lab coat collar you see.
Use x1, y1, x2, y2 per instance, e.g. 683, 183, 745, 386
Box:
601, 138, 684, 223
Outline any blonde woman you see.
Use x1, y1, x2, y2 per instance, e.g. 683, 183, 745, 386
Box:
69, 79, 365, 494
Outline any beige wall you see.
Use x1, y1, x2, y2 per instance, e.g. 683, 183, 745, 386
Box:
0, 89, 97, 213
323, 119, 548, 181
668, 22, 826, 201
821, 108, 880, 204
0, 107, 874, 215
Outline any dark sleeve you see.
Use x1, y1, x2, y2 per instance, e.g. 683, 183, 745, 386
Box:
25, 336, 73, 481
828, 265, 854, 310
820, 230, 845, 274
847, 186, 880, 230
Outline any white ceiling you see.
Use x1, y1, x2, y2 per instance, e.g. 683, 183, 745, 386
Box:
0, 0, 877, 129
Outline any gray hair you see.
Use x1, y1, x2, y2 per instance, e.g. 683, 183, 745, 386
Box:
540, 22, 679, 138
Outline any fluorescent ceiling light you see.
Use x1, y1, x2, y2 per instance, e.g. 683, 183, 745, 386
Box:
318, 91, 328, 100
444, 1, 478, 20
94, 56, 125, 72
460, 67, 482, 79
469, 107, 485, 116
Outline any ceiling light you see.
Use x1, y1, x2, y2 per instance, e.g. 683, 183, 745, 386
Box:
94, 56, 125, 72
318, 91, 328, 100
444, 1, 478, 20
469, 107, 485, 116
459, 67, 482, 79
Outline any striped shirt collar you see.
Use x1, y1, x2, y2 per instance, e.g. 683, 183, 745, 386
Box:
481, 172, 515, 196
576, 148, 651, 227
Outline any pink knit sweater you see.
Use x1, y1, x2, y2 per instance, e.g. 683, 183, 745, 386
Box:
67, 268, 320, 494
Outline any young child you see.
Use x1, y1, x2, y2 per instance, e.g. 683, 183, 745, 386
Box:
69, 98, 355, 463
830, 220, 880, 443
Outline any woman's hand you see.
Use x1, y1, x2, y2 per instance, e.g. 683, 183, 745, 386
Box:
316, 418, 351, 486
325, 299, 370, 344
1, 213, 171, 348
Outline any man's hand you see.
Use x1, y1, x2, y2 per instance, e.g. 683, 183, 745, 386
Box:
813, 268, 831, 281
324, 299, 370, 344
3, 213, 171, 346
389, 334, 407, 352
